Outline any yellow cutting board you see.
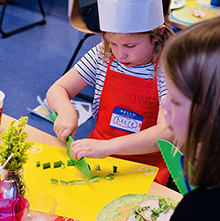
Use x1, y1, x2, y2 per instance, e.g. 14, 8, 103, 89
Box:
23, 143, 158, 221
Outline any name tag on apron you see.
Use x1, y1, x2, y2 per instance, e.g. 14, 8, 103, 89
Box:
110, 107, 143, 133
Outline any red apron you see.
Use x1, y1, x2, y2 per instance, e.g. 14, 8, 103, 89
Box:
88, 56, 168, 185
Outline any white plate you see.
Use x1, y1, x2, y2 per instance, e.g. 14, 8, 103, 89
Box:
171, 0, 186, 9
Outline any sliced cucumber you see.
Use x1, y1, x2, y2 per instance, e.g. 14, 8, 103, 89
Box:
113, 166, 117, 173
94, 164, 101, 171
61, 163, 65, 169
53, 160, 64, 168
42, 162, 51, 169
68, 180, 85, 185
36, 161, 40, 167
50, 178, 59, 185
104, 173, 115, 180
67, 159, 75, 166
88, 176, 100, 183
60, 180, 67, 186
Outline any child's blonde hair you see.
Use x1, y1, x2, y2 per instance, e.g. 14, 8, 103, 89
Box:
100, 23, 174, 63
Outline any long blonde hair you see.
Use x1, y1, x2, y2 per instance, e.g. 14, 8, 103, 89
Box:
161, 17, 220, 188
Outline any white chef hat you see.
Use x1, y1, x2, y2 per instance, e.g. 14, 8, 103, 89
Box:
97, 0, 164, 33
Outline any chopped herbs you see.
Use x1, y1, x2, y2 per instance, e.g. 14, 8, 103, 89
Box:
135, 214, 145, 221
136, 198, 176, 221
137, 206, 150, 213
150, 210, 160, 221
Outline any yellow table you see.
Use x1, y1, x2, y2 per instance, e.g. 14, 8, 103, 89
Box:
0, 114, 182, 220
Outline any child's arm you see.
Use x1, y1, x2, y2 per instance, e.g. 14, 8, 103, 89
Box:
168, 19, 189, 30
164, 14, 189, 30
46, 67, 88, 142
70, 106, 174, 160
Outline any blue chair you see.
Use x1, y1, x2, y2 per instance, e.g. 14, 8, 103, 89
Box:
63, 0, 100, 76
0, 0, 46, 38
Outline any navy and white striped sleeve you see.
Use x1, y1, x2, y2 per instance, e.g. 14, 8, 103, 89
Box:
74, 44, 101, 87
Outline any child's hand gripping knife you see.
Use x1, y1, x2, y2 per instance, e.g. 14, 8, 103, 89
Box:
51, 108, 78, 143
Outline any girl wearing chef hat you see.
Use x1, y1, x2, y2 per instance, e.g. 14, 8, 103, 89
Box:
47, 0, 174, 185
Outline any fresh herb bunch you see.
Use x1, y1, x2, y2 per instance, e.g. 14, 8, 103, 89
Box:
0, 116, 33, 171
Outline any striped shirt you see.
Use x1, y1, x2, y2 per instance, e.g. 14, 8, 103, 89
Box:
74, 42, 167, 120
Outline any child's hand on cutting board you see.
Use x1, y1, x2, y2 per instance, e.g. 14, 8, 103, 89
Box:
70, 139, 112, 160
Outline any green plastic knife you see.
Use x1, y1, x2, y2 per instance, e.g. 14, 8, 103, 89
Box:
157, 139, 195, 196
51, 112, 91, 178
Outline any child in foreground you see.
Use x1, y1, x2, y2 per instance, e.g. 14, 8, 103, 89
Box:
47, 0, 175, 185
161, 17, 220, 220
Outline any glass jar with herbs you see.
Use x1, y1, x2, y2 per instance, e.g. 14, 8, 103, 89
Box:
0, 117, 33, 197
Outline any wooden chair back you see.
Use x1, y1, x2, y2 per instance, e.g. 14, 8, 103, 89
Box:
70, 0, 100, 35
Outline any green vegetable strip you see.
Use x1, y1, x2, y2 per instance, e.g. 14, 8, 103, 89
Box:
53, 160, 64, 168
60, 180, 67, 186
36, 161, 40, 167
50, 178, 59, 185
43, 162, 51, 169
135, 214, 145, 221
94, 164, 100, 171
88, 176, 100, 183
113, 166, 117, 173
138, 198, 175, 221
150, 211, 160, 221
68, 180, 84, 185
104, 173, 115, 180
67, 160, 74, 166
